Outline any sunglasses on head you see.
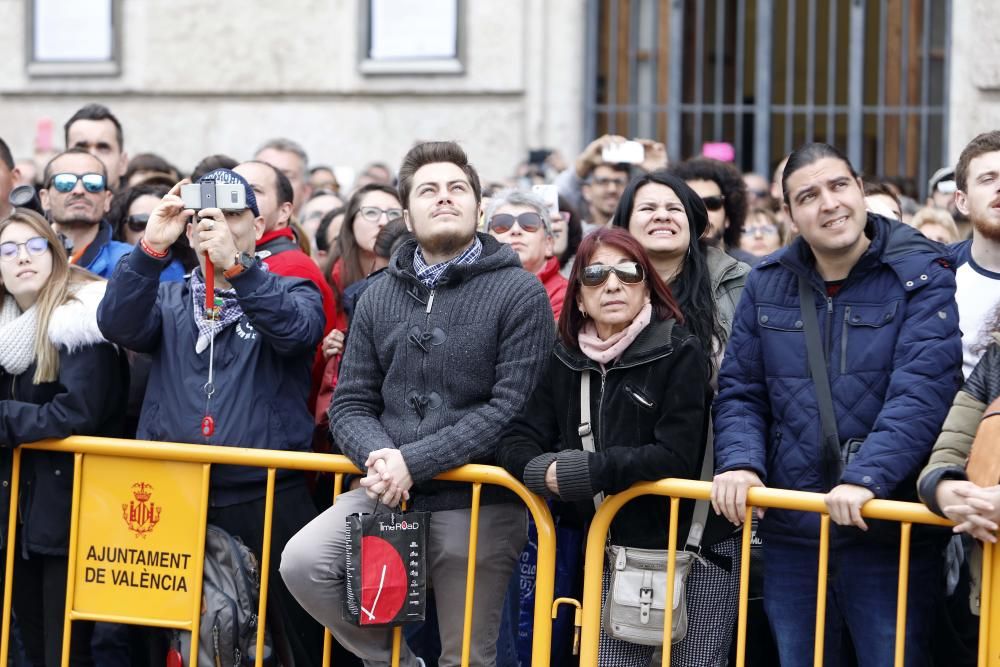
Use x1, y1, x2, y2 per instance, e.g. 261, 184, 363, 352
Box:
580, 261, 645, 287
701, 195, 725, 211
488, 212, 546, 234
126, 213, 150, 232
0, 236, 49, 261
49, 172, 106, 194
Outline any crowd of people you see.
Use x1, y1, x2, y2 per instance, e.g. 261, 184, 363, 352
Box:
0, 101, 997, 667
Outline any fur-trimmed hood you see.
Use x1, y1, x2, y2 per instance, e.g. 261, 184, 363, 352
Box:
48, 280, 109, 351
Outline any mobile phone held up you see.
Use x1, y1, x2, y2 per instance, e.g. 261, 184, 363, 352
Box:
602, 140, 644, 165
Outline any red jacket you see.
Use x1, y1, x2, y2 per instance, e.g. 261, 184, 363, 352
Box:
537, 256, 568, 321
257, 228, 338, 422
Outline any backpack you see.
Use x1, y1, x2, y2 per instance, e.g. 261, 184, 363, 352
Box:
171, 524, 273, 666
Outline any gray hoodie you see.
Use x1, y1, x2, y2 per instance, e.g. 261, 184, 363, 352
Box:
330, 233, 555, 512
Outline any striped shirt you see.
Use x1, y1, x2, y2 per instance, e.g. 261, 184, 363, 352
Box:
413, 236, 483, 288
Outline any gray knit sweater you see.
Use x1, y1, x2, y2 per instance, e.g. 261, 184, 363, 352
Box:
330, 233, 555, 512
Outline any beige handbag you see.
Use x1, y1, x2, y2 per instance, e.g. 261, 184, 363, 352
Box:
577, 371, 711, 645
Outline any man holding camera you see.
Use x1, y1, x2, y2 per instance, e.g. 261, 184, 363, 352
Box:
97, 168, 327, 666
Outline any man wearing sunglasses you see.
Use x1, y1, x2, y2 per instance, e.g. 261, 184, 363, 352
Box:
668, 157, 760, 267
485, 188, 567, 319
0, 137, 22, 221
39, 148, 132, 279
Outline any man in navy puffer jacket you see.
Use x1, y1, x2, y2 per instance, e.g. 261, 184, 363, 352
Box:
712, 143, 962, 667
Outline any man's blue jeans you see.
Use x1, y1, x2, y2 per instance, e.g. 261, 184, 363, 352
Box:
762, 538, 940, 667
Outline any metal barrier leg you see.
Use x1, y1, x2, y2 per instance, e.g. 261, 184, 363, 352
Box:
60, 453, 85, 667
255, 469, 277, 667
0, 448, 22, 667
660, 497, 681, 665
734, 509, 754, 667
893, 523, 912, 667
322, 473, 345, 667
813, 514, 830, 667
982, 541, 995, 667
460, 483, 483, 667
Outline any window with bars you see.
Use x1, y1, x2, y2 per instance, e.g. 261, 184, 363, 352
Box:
584, 0, 951, 198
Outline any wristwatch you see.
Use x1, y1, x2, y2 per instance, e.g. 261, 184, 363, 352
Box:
223, 252, 255, 280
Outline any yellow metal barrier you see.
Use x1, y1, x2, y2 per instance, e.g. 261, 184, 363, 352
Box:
0, 436, 557, 667
576, 478, 959, 667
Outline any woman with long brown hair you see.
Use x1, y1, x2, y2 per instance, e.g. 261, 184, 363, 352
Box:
0, 209, 128, 665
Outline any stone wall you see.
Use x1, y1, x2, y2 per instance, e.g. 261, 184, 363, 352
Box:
0, 0, 585, 182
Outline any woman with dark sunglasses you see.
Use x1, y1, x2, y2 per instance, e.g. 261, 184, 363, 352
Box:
485, 189, 567, 319
498, 228, 736, 666
107, 183, 197, 281
0, 209, 128, 666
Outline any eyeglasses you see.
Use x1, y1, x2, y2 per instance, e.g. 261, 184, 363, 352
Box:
49, 172, 106, 194
580, 261, 645, 287
488, 212, 546, 234
749, 189, 770, 199
591, 176, 628, 188
358, 206, 403, 223
741, 224, 779, 237
126, 213, 150, 232
0, 236, 49, 261
701, 195, 725, 211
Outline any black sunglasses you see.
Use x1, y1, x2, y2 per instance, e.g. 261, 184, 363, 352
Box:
580, 261, 645, 287
701, 195, 725, 211
488, 212, 546, 234
126, 213, 150, 232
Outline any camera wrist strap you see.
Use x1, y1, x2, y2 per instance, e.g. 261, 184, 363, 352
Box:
201, 290, 221, 439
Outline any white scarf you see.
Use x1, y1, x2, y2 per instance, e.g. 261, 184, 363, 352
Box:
0, 295, 38, 375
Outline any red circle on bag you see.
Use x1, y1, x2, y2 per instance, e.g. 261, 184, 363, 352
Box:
360, 535, 406, 624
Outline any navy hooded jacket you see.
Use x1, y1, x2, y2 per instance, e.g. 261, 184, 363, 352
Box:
97, 248, 325, 507
713, 214, 962, 546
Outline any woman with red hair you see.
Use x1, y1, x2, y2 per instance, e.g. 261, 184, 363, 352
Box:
498, 227, 736, 665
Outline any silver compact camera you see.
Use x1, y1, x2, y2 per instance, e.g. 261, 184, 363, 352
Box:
180, 182, 247, 211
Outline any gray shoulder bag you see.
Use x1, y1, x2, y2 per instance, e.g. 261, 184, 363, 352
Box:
577, 371, 711, 645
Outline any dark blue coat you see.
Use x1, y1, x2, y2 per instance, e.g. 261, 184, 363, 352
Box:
713, 215, 962, 546
0, 281, 129, 556
97, 248, 325, 507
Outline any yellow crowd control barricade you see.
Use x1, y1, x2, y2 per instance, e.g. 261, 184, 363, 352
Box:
0, 436, 557, 667
572, 478, 987, 667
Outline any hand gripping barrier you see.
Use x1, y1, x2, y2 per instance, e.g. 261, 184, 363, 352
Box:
0, 436, 557, 667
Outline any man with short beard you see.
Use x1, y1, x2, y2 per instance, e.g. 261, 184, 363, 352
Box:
0, 138, 21, 220
39, 148, 131, 278
953, 131, 1000, 378
281, 141, 554, 667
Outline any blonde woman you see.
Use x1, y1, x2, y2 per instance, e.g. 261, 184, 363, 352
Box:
911, 207, 962, 245
0, 208, 128, 665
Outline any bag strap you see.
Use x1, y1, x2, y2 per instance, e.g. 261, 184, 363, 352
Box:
798, 275, 841, 488
578, 371, 605, 511
578, 369, 711, 550
685, 422, 714, 552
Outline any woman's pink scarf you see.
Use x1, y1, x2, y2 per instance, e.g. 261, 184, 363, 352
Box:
577, 302, 652, 365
